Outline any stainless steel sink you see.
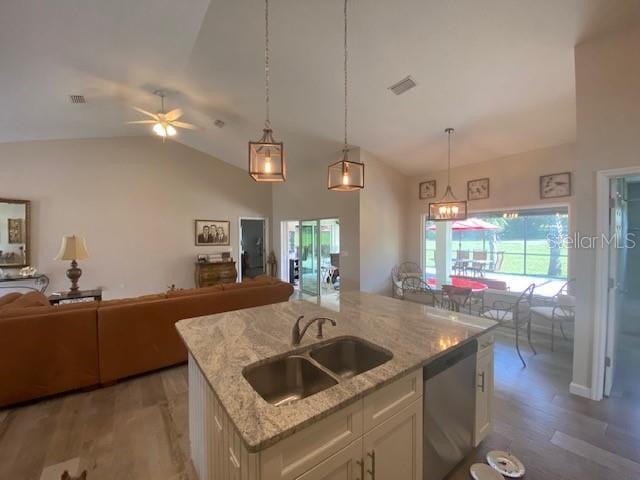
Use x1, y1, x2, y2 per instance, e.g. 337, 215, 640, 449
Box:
243, 337, 392, 406
310, 338, 393, 379
243, 356, 338, 407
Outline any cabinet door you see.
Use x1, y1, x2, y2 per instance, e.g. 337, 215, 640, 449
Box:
474, 345, 494, 446
296, 439, 363, 480
362, 399, 422, 480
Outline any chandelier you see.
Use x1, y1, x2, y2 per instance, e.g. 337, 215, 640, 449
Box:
428, 128, 467, 221
328, 0, 364, 191
249, 0, 286, 182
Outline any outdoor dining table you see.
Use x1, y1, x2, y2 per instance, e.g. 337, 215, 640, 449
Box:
425, 276, 488, 292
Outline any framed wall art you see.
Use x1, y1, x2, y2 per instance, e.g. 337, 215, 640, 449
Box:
467, 178, 490, 201
419, 180, 436, 199
195, 220, 230, 246
540, 172, 571, 199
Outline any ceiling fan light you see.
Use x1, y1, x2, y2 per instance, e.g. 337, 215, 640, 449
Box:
153, 122, 166, 137
166, 124, 177, 136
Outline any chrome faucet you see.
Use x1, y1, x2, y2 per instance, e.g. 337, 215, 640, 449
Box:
291, 315, 337, 346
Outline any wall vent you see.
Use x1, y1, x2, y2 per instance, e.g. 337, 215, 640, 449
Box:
388, 76, 417, 95
69, 94, 86, 104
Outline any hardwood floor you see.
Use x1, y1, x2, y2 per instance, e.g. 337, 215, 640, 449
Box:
1, 328, 639, 479
448, 328, 640, 480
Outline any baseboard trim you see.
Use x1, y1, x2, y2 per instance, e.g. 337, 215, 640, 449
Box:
569, 382, 592, 399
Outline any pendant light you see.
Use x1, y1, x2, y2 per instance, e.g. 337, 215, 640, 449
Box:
328, 0, 364, 191
249, 0, 286, 182
428, 128, 468, 221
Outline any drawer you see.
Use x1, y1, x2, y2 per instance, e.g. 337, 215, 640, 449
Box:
260, 400, 364, 480
363, 369, 422, 432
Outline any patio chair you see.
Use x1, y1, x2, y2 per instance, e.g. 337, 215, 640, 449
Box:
468, 250, 488, 277
401, 276, 440, 307
453, 250, 469, 275
391, 262, 422, 298
485, 251, 504, 273
530, 279, 575, 351
442, 285, 472, 313
480, 283, 536, 367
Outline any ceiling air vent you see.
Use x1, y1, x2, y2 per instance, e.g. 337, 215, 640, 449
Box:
388, 76, 417, 95
69, 94, 86, 104
213, 119, 226, 128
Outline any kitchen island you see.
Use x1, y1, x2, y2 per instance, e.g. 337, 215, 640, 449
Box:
176, 292, 497, 480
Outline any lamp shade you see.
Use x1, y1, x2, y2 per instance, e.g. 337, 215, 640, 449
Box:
55, 235, 89, 261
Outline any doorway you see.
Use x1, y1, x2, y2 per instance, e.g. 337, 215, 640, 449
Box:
280, 218, 340, 300
239, 218, 267, 281
594, 169, 640, 401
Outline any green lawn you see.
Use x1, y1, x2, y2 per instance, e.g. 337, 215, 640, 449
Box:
425, 239, 568, 278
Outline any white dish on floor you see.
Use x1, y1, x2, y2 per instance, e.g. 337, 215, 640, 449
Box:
470, 463, 504, 480
486, 450, 526, 478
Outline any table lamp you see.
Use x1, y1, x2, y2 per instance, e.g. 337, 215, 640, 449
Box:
55, 235, 89, 293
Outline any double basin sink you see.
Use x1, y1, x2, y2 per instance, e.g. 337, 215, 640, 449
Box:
243, 337, 393, 406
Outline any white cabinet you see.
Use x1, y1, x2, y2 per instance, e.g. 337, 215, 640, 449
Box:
363, 399, 422, 480
189, 357, 423, 480
295, 439, 363, 480
474, 336, 494, 446
298, 399, 422, 480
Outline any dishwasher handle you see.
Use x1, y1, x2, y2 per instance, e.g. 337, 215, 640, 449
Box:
423, 339, 478, 380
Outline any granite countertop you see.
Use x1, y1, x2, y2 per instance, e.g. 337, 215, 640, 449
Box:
176, 291, 498, 453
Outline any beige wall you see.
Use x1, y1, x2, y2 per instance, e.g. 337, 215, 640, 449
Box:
0, 137, 272, 298
572, 26, 640, 395
405, 143, 576, 266
359, 150, 409, 295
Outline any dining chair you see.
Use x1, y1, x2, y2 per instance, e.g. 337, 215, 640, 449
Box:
401, 277, 441, 307
469, 251, 488, 277
530, 279, 575, 351
480, 283, 536, 367
453, 250, 469, 275
442, 285, 472, 313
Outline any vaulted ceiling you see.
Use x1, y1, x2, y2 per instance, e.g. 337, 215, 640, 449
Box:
1, 0, 639, 175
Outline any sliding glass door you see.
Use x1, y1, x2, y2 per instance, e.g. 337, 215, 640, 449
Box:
300, 220, 319, 296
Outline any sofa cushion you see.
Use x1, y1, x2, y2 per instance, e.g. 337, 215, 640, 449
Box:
99, 293, 166, 307
0, 292, 22, 307
0, 292, 50, 315
166, 285, 223, 298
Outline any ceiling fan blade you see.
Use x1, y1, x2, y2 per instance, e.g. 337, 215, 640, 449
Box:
126, 120, 157, 124
165, 108, 184, 121
171, 121, 198, 130
132, 106, 159, 120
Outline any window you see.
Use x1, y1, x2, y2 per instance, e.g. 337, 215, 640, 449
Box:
424, 207, 569, 279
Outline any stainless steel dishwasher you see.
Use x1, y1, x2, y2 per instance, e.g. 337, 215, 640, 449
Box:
423, 339, 477, 480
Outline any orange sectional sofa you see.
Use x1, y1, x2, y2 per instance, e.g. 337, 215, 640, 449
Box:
0, 277, 293, 407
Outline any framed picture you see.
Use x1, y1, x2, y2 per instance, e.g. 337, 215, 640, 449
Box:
419, 180, 437, 199
195, 219, 230, 246
540, 172, 571, 199
467, 178, 490, 201
8, 218, 24, 244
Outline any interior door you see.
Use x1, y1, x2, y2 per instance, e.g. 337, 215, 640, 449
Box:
604, 178, 626, 396
300, 220, 319, 297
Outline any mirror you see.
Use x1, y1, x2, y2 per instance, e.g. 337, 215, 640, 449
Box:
0, 198, 30, 268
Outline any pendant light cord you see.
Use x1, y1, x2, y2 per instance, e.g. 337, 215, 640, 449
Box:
265, 0, 271, 129
343, 0, 348, 150
447, 129, 451, 186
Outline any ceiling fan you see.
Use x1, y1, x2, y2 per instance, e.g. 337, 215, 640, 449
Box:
128, 90, 197, 140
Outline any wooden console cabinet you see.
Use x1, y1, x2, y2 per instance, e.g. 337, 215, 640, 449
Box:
195, 261, 237, 287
